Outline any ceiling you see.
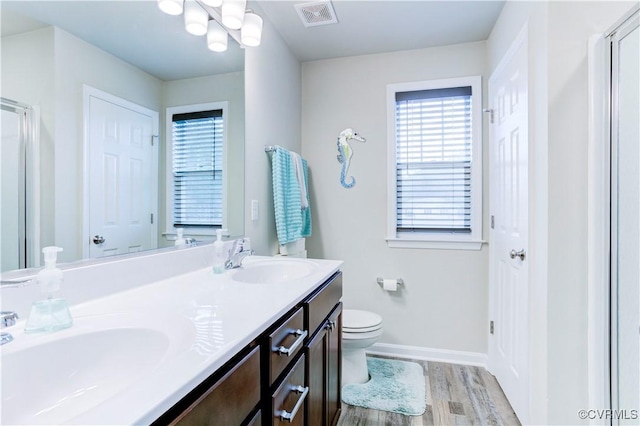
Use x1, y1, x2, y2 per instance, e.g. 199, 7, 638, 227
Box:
258, 1, 505, 62
1, 0, 505, 81
0, 0, 245, 81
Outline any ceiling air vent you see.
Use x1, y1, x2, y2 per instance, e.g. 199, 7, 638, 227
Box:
295, 1, 338, 27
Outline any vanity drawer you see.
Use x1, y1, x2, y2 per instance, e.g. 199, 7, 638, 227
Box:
171, 346, 260, 426
272, 354, 307, 426
268, 307, 306, 385
305, 272, 342, 337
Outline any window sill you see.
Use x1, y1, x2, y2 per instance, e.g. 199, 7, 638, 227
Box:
163, 228, 226, 238
385, 237, 486, 251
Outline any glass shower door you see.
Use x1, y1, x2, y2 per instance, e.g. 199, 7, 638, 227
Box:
1, 97, 39, 272
611, 10, 640, 424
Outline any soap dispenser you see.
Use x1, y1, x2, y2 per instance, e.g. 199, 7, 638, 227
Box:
24, 246, 73, 333
175, 228, 186, 247
212, 229, 228, 274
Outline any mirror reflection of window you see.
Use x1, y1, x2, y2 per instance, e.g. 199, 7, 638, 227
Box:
172, 109, 224, 228
166, 101, 229, 239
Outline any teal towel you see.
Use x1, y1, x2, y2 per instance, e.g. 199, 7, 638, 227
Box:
271, 148, 312, 245
301, 160, 311, 238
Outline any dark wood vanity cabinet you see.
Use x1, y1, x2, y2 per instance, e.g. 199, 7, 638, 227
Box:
267, 271, 342, 426
156, 271, 342, 426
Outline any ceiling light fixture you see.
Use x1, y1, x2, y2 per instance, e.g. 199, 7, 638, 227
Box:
207, 20, 228, 52
184, 0, 208, 36
201, 0, 223, 7
158, 0, 263, 51
241, 10, 263, 47
221, 0, 246, 30
157, 0, 184, 16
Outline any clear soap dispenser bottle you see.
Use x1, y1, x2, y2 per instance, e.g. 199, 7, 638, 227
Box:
212, 229, 228, 274
24, 246, 73, 333
175, 228, 186, 247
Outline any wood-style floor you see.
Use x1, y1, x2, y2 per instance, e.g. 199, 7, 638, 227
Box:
337, 356, 521, 426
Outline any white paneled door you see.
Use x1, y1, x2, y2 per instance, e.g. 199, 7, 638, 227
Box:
488, 28, 530, 423
85, 88, 158, 259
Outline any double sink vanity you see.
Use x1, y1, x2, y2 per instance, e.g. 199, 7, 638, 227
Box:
0, 243, 343, 425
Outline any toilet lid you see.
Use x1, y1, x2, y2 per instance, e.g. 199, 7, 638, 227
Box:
343, 309, 382, 332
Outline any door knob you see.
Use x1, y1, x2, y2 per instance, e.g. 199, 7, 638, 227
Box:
510, 249, 526, 261
92, 235, 105, 245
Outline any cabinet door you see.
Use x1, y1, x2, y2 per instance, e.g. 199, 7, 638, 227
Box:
327, 304, 342, 426
306, 324, 328, 425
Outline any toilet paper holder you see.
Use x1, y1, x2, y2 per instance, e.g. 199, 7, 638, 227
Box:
376, 277, 404, 288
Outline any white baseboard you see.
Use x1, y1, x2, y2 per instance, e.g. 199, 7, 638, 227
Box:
366, 342, 488, 367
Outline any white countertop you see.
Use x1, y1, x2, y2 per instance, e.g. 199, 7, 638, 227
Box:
0, 255, 342, 425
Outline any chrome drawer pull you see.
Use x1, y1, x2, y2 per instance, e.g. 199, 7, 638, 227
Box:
274, 329, 307, 357
278, 385, 309, 422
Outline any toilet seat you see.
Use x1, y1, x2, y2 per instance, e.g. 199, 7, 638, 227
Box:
342, 327, 383, 340
343, 309, 382, 333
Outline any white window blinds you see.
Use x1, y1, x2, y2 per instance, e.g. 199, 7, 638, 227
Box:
395, 86, 472, 233
172, 110, 223, 227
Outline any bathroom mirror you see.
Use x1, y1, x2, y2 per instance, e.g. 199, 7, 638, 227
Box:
1, 0, 245, 268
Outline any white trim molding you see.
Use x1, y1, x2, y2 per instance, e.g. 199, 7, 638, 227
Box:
367, 342, 488, 367
586, 32, 611, 417
386, 76, 483, 250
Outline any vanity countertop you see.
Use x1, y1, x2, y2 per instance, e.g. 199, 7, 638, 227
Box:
0, 255, 342, 425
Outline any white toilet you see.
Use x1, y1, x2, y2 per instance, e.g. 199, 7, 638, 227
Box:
341, 309, 383, 385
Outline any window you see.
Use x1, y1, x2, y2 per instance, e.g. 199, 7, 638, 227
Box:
166, 102, 227, 233
386, 77, 483, 249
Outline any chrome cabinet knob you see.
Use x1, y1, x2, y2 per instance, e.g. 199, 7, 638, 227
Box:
510, 249, 526, 261
92, 235, 106, 245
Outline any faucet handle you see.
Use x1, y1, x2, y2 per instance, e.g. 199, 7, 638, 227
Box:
1, 311, 19, 328
230, 237, 251, 254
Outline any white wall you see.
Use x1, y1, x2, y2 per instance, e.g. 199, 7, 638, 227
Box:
1, 27, 56, 251
162, 72, 245, 244
53, 28, 163, 262
546, 2, 636, 424
2, 27, 164, 263
244, 4, 301, 256
301, 42, 489, 353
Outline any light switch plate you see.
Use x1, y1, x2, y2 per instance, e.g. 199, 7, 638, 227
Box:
251, 200, 259, 221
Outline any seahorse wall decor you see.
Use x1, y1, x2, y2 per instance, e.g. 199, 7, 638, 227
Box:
336, 128, 366, 189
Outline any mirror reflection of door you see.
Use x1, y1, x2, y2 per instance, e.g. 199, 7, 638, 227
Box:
610, 10, 639, 424
1, 97, 39, 272
84, 87, 159, 258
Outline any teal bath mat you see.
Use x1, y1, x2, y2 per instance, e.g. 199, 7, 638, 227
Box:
341, 357, 426, 416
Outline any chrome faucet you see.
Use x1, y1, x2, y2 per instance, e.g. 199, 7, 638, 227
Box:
1, 311, 19, 345
225, 238, 254, 269
1, 278, 32, 344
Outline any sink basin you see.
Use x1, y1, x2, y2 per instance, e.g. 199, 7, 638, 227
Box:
231, 259, 318, 284
0, 319, 189, 425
